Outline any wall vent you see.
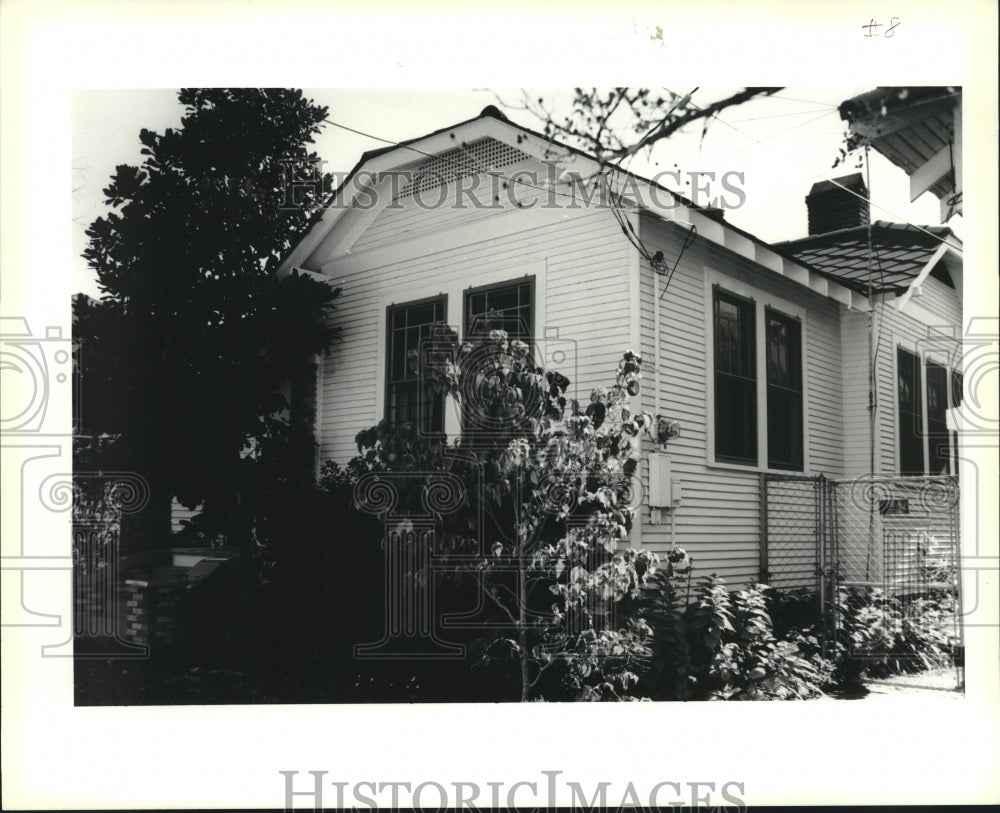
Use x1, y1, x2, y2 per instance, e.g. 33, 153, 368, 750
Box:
392, 138, 531, 202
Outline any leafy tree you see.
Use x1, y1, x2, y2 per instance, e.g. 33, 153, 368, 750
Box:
76, 88, 341, 548
352, 325, 660, 701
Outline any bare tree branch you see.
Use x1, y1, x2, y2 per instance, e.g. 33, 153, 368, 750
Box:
523, 87, 785, 168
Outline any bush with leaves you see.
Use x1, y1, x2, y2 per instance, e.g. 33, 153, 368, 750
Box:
834, 587, 958, 687
640, 567, 834, 701
351, 326, 660, 701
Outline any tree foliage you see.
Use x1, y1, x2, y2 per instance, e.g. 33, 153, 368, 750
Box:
76, 88, 342, 543
516, 87, 783, 166
352, 324, 662, 700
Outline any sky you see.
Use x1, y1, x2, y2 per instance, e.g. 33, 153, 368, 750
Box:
71, 86, 952, 298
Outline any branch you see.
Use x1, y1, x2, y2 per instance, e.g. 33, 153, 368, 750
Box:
481, 581, 517, 624
526, 87, 785, 167
527, 650, 573, 690
624, 87, 784, 157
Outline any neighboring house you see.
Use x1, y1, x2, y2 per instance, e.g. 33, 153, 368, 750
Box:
839, 86, 962, 223
777, 177, 964, 480
280, 106, 962, 585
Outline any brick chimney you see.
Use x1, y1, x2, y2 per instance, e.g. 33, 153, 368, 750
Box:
805, 173, 870, 235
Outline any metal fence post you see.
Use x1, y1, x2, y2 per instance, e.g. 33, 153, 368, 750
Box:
827, 477, 839, 652
759, 473, 769, 583
817, 474, 826, 637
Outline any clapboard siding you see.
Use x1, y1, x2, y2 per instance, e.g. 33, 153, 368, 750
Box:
918, 274, 962, 328
635, 215, 846, 587
314, 168, 634, 465
841, 309, 873, 476
863, 282, 963, 476
351, 165, 566, 255
303, 137, 962, 586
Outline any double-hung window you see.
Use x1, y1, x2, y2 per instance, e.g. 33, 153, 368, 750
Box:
712, 285, 805, 471
385, 295, 447, 433
462, 277, 535, 439
925, 360, 951, 475
765, 309, 804, 470
897, 347, 924, 475
714, 290, 758, 465
464, 277, 534, 341
897, 347, 962, 476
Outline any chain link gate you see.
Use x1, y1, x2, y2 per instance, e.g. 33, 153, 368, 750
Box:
762, 473, 963, 687
829, 475, 963, 687
760, 474, 837, 644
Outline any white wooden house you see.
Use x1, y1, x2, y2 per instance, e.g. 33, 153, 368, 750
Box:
280, 106, 963, 586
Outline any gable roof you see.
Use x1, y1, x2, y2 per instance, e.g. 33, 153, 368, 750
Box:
776, 221, 961, 295
280, 105, 868, 309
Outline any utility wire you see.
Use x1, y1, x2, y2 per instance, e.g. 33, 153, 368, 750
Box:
326, 91, 961, 263
730, 106, 838, 127
864, 142, 878, 580
325, 117, 659, 215
329, 113, 702, 293
730, 109, 838, 154
766, 94, 841, 108
603, 173, 697, 300
673, 91, 965, 254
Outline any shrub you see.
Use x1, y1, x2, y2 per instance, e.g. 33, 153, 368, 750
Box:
834, 587, 958, 685
640, 566, 834, 701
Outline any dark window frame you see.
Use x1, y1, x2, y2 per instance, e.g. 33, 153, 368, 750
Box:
765, 307, 804, 471
897, 346, 925, 476
461, 276, 536, 441
713, 286, 758, 466
384, 293, 448, 433
925, 360, 951, 475
463, 276, 536, 341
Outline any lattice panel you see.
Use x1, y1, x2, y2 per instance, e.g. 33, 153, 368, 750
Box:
393, 138, 531, 201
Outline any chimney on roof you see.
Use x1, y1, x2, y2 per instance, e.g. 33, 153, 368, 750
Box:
805, 173, 870, 235
701, 205, 726, 223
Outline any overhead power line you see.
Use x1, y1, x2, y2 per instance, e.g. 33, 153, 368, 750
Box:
689, 91, 964, 253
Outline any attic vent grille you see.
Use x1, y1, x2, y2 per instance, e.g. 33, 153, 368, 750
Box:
393, 138, 530, 201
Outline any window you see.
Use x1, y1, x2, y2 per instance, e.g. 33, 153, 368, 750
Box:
897, 350, 961, 476
713, 289, 757, 465
897, 348, 924, 476
765, 309, 803, 470
462, 278, 535, 439
385, 295, 447, 432
710, 286, 805, 471
925, 361, 951, 474
464, 277, 534, 341
951, 369, 963, 471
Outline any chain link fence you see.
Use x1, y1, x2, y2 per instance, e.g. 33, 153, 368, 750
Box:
762, 473, 962, 685
832, 475, 960, 594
